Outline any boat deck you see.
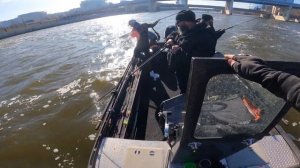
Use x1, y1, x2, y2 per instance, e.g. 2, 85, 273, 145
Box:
135, 54, 180, 140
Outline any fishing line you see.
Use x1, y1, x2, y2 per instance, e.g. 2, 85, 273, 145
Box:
225, 17, 259, 30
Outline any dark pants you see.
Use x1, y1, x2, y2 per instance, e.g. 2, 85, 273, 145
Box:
170, 53, 190, 94
175, 68, 189, 94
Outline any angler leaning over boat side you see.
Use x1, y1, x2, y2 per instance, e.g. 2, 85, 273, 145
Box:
128, 19, 159, 65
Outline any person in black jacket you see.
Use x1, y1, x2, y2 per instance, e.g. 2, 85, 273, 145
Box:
164, 25, 177, 39
201, 14, 225, 54
128, 19, 159, 64
225, 54, 300, 111
202, 14, 225, 39
167, 10, 215, 93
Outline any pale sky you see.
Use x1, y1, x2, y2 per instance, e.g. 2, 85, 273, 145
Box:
1, 0, 300, 21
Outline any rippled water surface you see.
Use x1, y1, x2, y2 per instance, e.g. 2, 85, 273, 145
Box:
0, 10, 300, 167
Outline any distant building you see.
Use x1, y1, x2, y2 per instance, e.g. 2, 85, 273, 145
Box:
80, 0, 107, 11
17, 12, 47, 23
0, 18, 23, 28
0, 11, 47, 28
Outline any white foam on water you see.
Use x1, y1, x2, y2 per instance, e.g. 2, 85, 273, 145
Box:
42, 122, 47, 126
292, 30, 300, 35
247, 34, 255, 39
292, 122, 298, 127
88, 134, 96, 141
0, 100, 7, 108
20, 114, 24, 117
273, 25, 289, 31
27, 95, 42, 104
5, 95, 42, 107
8, 101, 15, 106
87, 78, 94, 84
42, 144, 47, 147
84, 84, 91, 90
70, 89, 81, 95
46, 146, 51, 150
7, 117, 13, 121
90, 91, 99, 100
10, 95, 21, 101
47, 100, 52, 104
43, 105, 50, 108
3, 98, 19, 107
90, 91, 100, 111
57, 79, 81, 96
55, 156, 60, 160
53, 148, 59, 153
230, 36, 238, 40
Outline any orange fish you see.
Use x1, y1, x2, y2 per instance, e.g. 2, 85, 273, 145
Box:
242, 96, 262, 121
131, 29, 140, 40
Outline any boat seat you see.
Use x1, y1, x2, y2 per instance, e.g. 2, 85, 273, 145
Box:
95, 138, 170, 168
222, 135, 300, 168
159, 94, 185, 138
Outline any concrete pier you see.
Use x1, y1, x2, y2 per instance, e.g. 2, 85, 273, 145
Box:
225, 0, 234, 15
149, 0, 159, 12
271, 5, 293, 21
176, 0, 188, 9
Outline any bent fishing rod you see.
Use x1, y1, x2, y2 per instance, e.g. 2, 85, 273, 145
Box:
224, 17, 259, 30
117, 12, 178, 39
156, 12, 178, 22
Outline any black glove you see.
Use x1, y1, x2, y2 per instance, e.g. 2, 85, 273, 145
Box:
229, 55, 273, 84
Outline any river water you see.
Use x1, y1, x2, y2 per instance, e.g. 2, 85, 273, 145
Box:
0, 10, 300, 168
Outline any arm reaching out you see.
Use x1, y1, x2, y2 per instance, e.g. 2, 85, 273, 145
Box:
147, 20, 159, 28
225, 54, 300, 111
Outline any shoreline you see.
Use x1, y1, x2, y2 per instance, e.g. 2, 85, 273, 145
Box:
0, 7, 298, 40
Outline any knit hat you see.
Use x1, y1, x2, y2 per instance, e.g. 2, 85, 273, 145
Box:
164, 25, 177, 38
175, 10, 196, 25
202, 14, 213, 22
128, 19, 140, 28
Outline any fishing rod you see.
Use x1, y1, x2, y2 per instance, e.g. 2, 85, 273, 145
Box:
224, 17, 259, 30
156, 12, 178, 22
94, 45, 167, 105
93, 47, 167, 130
130, 46, 167, 76
117, 12, 178, 39
97, 12, 177, 52
90, 12, 177, 112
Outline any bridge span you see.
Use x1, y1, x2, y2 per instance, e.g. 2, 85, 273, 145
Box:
118, 0, 299, 21
169, 0, 300, 21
